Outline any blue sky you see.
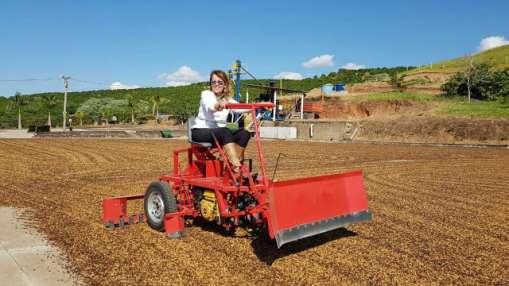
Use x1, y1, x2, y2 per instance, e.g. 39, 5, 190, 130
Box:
1, 0, 508, 96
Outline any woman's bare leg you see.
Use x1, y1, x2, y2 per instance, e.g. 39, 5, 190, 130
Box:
235, 144, 246, 163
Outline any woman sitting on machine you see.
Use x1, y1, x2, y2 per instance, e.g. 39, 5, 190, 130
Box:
191, 69, 250, 173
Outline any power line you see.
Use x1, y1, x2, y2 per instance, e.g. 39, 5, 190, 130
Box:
0, 77, 111, 86
0, 78, 59, 82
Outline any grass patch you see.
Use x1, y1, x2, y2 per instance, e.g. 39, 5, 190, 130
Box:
436, 99, 509, 118
346, 91, 509, 119
406, 45, 509, 74
348, 91, 437, 102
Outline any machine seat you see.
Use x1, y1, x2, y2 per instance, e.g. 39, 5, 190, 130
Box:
187, 117, 213, 148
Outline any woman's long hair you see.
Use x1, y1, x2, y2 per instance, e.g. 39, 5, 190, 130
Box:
209, 70, 230, 98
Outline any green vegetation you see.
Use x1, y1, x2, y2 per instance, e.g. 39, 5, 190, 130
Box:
276, 66, 412, 92
442, 63, 509, 101
0, 83, 207, 128
389, 73, 429, 92
350, 91, 509, 118
407, 45, 509, 74
2, 54, 508, 128
437, 98, 509, 118
8, 92, 29, 129
76, 98, 132, 125
346, 89, 509, 119
41, 94, 57, 126
0, 67, 411, 128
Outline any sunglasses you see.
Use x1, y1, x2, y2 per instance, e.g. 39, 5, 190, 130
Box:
210, 80, 225, 86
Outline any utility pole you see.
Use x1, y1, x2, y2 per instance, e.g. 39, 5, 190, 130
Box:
61, 75, 71, 131
300, 93, 304, 119
280, 78, 283, 97
272, 90, 277, 122
231, 60, 242, 123
234, 60, 241, 102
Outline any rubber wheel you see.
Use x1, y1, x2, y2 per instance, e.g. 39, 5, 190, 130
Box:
144, 181, 178, 231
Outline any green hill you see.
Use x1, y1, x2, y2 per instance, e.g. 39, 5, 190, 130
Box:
408, 45, 509, 74
0, 67, 409, 128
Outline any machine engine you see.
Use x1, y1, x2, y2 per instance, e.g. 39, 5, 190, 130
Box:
199, 190, 220, 222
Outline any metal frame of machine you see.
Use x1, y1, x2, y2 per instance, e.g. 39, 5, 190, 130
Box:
102, 102, 372, 248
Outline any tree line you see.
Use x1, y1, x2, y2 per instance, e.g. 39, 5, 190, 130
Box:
0, 83, 207, 128
3, 66, 466, 129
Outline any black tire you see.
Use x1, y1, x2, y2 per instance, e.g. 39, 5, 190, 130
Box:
144, 181, 178, 231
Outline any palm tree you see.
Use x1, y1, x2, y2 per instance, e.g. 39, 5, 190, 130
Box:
151, 94, 161, 116
99, 106, 114, 129
151, 94, 164, 126
42, 94, 57, 127
127, 94, 136, 124
14, 92, 28, 129
75, 111, 86, 127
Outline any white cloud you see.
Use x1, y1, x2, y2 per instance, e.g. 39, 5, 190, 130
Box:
110, 82, 140, 90
341, 63, 366, 70
159, 66, 205, 86
302, 54, 334, 68
273, 72, 304, 80
478, 36, 509, 52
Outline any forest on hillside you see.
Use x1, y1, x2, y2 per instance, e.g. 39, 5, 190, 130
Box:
0, 67, 411, 128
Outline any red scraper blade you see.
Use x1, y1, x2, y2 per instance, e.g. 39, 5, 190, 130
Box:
266, 170, 372, 248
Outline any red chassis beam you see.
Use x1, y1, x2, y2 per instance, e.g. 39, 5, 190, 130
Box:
226, 103, 274, 109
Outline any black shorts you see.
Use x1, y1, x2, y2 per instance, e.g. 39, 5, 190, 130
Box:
191, 127, 251, 148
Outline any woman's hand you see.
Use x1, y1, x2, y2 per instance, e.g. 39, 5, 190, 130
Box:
215, 100, 226, 111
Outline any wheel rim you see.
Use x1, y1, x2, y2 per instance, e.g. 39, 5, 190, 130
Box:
147, 191, 165, 224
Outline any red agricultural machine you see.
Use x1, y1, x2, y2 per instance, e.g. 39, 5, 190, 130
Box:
102, 103, 372, 248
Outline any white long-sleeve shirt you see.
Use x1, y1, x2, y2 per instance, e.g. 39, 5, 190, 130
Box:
192, 90, 239, 128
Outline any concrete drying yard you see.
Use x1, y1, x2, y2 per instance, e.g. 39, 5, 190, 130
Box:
0, 139, 507, 285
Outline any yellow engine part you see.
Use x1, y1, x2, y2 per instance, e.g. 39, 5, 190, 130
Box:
200, 191, 220, 222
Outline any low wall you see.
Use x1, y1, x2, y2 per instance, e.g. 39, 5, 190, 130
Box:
36, 130, 165, 139
262, 120, 359, 141
34, 123, 358, 142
